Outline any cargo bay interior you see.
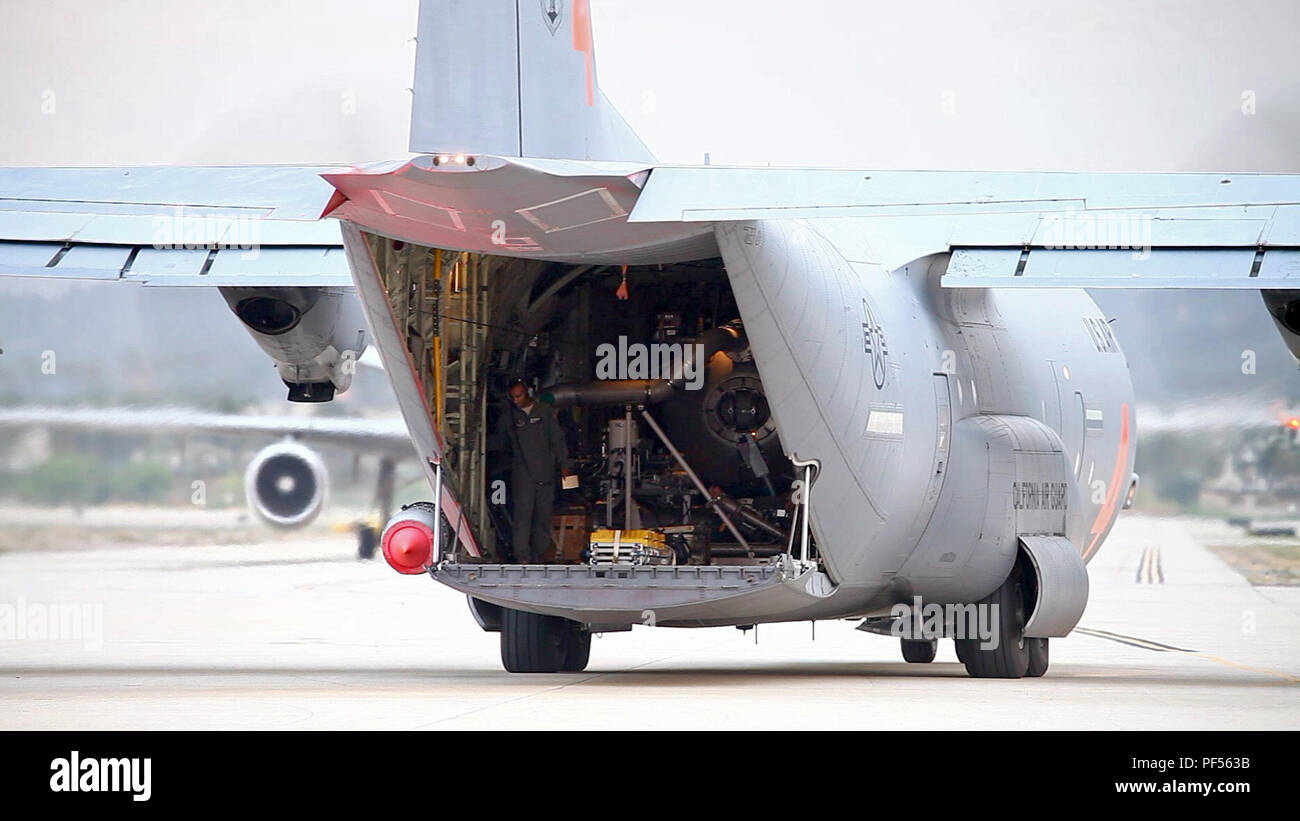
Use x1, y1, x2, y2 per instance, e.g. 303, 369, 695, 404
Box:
365, 233, 816, 567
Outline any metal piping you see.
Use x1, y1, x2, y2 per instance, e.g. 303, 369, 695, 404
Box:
710, 495, 788, 541
639, 409, 752, 556
541, 323, 747, 408
542, 379, 676, 407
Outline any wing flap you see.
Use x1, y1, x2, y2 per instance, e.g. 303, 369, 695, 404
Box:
944, 247, 1300, 288
0, 238, 352, 286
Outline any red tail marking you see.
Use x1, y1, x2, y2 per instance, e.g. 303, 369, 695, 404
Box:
572, 0, 595, 106
1083, 402, 1130, 561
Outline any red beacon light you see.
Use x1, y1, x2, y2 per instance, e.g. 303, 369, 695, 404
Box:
380, 503, 440, 574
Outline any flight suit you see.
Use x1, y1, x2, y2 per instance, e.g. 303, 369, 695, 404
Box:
498, 400, 569, 563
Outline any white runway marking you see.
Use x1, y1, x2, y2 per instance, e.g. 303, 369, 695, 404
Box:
1135, 543, 1164, 584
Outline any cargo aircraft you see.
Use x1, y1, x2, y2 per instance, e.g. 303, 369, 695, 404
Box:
2, 0, 1297, 676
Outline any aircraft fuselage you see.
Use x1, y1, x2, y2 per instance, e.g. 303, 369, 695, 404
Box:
718, 218, 1135, 616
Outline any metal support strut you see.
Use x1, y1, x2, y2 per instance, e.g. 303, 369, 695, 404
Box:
432, 458, 444, 564
639, 408, 752, 556
788, 455, 818, 565
624, 405, 634, 532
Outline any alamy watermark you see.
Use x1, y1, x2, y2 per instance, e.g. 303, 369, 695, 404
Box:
595, 336, 706, 391
889, 596, 1001, 650
151, 206, 261, 259
0, 597, 103, 651
1041, 209, 1152, 260
50, 751, 150, 802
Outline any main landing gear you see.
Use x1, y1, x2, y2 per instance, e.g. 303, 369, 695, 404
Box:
500, 608, 592, 673
954, 565, 1050, 679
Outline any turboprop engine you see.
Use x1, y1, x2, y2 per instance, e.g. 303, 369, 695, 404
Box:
220, 286, 369, 403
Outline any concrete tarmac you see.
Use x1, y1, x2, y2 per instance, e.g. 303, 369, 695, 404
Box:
0, 514, 1296, 730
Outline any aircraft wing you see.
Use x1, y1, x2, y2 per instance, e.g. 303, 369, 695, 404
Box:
628, 165, 1300, 287
6, 160, 1298, 286
0, 165, 351, 286
0, 406, 413, 454
631, 167, 1300, 222
318, 156, 1300, 273
318, 156, 1300, 371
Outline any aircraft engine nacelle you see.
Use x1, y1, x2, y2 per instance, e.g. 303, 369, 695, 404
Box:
220, 286, 369, 403
1262, 290, 1300, 364
244, 441, 329, 528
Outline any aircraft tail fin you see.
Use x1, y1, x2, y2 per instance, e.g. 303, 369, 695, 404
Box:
410, 0, 654, 163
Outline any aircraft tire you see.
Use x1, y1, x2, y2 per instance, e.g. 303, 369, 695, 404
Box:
1026, 637, 1049, 677
900, 638, 937, 663
356, 526, 378, 561
954, 636, 970, 665
958, 571, 1030, 679
500, 608, 589, 673
560, 627, 591, 672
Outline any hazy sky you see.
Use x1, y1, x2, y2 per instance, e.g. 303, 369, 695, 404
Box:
1, 0, 1296, 172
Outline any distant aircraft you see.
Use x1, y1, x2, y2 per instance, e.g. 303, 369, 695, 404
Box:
0, 406, 413, 557
1, 0, 1298, 677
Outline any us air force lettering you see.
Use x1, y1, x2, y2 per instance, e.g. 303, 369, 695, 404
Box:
1, 0, 1297, 678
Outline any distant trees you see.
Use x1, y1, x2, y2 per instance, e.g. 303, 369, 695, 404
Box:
0, 453, 173, 506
